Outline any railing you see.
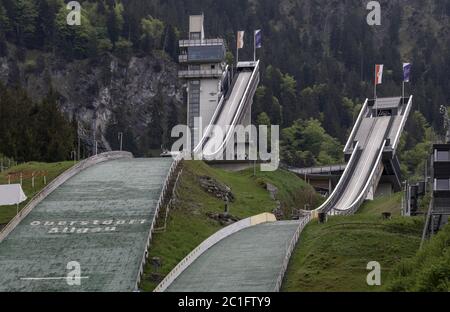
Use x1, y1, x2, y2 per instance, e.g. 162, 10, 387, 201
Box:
273, 215, 311, 292
179, 39, 225, 47
178, 69, 223, 78
153, 212, 275, 292
0, 157, 17, 172
134, 153, 184, 291
0, 152, 133, 243
420, 197, 434, 249
290, 164, 347, 175
392, 95, 413, 151
331, 140, 386, 216
201, 61, 260, 159
344, 99, 368, 153
153, 168, 183, 233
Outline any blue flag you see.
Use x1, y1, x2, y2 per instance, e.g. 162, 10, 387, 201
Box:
255, 29, 262, 49
403, 63, 411, 82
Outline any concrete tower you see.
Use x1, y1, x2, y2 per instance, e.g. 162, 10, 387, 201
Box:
178, 14, 228, 150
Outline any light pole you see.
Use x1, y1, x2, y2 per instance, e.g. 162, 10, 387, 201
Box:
77, 120, 81, 161
118, 132, 123, 151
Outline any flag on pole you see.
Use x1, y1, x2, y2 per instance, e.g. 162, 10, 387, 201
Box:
237, 31, 245, 49
403, 63, 412, 82
375, 64, 384, 85
255, 29, 262, 48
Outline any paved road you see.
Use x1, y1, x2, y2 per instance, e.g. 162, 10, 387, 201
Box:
166, 220, 301, 292
0, 158, 172, 292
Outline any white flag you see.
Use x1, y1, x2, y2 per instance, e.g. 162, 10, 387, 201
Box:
237, 31, 245, 49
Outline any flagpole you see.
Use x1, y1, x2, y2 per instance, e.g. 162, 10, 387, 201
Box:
374, 65, 377, 117
402, 81, 405, 105
253, 30, 256, 62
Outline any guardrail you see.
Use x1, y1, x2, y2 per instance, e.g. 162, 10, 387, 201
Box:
273, 215, 311, 292
290, 164, 347, 175
0, 151, 133, 243
135, 153, 185, 291
344, 99, 368, 153
153, 212, 275, 292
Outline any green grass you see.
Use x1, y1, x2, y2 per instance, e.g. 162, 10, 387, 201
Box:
140, 160, 320, 291
386, 224, 450, 292
282, 193, 425, 292
0, 161, 74, 226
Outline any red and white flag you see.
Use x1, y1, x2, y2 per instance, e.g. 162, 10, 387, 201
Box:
375, 64, 384, 85
237, 31, 245, 49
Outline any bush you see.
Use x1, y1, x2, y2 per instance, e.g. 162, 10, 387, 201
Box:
386, 224, 450, 292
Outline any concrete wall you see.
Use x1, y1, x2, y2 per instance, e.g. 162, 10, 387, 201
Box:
200, 78, 220, 128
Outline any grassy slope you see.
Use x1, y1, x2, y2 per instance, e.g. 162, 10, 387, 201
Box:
282, 193, 425, 292
0, 162, 74, 226
386, 224, 450, 292
140, 161, 321, 291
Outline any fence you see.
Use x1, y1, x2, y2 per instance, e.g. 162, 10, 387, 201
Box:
273, 215, 311, 292
0, 152, 133, 243
0, 157, 18, 173
134, 153, 185, 291
153, 212, 276, 292
153, 168, 184, 233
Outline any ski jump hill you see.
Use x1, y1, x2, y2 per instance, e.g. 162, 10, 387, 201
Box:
0, 152, 181, 291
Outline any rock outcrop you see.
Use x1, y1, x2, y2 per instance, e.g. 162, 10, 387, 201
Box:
0, 51, 184, 156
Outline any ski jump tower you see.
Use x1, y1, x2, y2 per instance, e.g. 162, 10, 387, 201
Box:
178, 14, 229, 150
178, 14, 259, 157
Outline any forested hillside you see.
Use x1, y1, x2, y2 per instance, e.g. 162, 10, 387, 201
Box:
0, 0, 448, 175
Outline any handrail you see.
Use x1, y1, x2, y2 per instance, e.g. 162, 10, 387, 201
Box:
153, 212, 274, 292
202, 61, 260, 159
179, 39, 225, 47
135, 153, 184, 291
0, 152, 133, 243
344, 99, 368, 153
273, 215, 310, 291
420, 196, 434, 249
312, 142, 361, 215
332, 140, 386, 215
392, 95, 413, 151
